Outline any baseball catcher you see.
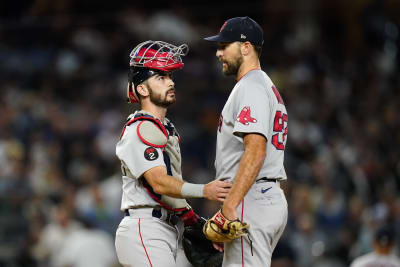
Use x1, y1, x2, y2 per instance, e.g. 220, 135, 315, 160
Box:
114, 40, 232, 267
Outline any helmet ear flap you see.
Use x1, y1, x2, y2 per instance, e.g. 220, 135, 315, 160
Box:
127, 69, 141, 103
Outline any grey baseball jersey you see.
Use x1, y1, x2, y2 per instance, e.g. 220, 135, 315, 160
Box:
116, 110, 189, 211
350, 252, 400, 267
115, 110, 192, 267
216, 70, 288, 267
216, 70, 288, 182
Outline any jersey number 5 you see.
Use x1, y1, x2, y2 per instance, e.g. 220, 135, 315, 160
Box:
272, 111, 288, 150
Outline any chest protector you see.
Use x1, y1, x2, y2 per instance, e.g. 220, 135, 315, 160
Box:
121, 112, 189, 212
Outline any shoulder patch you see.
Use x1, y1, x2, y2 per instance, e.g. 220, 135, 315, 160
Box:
144, 147, 159, 161
137, 120, 168, 148
237, 106, 257, 125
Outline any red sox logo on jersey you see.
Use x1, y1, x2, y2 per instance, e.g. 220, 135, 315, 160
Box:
237, 106, 257, 125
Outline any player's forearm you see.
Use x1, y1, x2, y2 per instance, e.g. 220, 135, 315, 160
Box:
143, 166, 205, 198
143, 166, 184, 198
223, 135, 266, 215
151, 175, 224, 200
223, 149, 265, 209
153, 174, 186, 198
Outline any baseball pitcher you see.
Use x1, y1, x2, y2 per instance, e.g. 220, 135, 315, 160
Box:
203, 17, 289, 267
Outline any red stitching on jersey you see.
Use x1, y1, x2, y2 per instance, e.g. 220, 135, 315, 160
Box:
241, 199, 245, 267
272, 85, 284, 104
136, 121, 167, 148
138, 218, 153, 267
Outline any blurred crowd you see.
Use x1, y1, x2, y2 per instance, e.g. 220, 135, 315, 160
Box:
0, 0, 399, 266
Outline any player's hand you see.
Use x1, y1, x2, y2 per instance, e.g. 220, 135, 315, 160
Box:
203, 209, 249, 243
203, 180, 232, 202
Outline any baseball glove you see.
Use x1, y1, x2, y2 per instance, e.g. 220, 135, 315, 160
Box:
203, 210, 249, 243
183, 217, 223, 267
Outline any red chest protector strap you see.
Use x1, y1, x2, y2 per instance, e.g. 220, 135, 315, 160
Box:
120, 113, 169, 148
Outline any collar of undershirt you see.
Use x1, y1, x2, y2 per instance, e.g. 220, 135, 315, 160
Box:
237, 68, 261, 82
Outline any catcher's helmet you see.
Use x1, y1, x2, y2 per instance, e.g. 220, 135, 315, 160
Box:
127, 40, 188, 103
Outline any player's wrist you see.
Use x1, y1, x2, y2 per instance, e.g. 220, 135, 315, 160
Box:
181, 182, 204, 198
221, 206, 238, 221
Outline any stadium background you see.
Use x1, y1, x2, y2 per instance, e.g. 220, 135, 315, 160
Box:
0, 0, 399, 266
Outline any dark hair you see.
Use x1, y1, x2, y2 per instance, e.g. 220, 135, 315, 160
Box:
239, 42, 262, 58
374, 225, 395, 246
128, 67, 164, 101
129, 67, 163, 89
254, 45, 262, 58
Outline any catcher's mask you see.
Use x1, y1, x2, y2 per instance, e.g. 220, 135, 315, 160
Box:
127, 40, 189, 103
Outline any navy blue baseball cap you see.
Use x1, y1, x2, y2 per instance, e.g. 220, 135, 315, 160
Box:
204, 16, 264, 46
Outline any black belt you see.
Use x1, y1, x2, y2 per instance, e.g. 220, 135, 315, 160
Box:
125, 208, 180, 225
256, 177, 280, 183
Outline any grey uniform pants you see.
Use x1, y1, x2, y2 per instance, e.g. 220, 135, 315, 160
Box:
223, 181, 288, 267
115, 207, 192, 267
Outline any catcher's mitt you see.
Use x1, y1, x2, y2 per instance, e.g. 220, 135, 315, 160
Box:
183, 217, 223, 267
203, 210, 249, 243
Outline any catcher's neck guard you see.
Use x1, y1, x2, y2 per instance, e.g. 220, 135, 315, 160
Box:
127, 40, 189, 104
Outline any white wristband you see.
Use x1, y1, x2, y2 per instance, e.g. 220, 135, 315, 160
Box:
181, 183, 204, 198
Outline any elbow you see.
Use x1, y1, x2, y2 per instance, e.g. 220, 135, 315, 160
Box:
152, 183, 165, 195
256, 149, 266, 165
145, 177, 166, 195
259, 151, 266, 165
143, 167, 170, 195
244, 145, 266, 167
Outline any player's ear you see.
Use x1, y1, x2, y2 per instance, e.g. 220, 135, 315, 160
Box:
240, 41, 251, 56
137, 83, 149, 98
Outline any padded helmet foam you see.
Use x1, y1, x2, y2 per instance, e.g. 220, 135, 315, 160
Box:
127, 40, 188, 103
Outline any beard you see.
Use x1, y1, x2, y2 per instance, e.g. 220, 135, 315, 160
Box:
222, 54, 243, 76
148, 87, 176, 108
